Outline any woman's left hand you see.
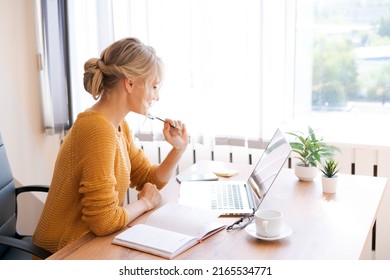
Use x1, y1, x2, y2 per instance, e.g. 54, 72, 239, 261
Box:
162, 118, 189, 150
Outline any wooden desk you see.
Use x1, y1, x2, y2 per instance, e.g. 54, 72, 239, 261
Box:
48, 161, 387, 260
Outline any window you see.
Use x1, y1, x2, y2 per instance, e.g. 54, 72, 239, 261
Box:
292, 0, 390, 145
35, 0, 71, 134
65, 0, 390, 144
67, 0, 263, 140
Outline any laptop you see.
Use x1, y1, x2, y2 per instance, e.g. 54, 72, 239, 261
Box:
178, 129, 291, 216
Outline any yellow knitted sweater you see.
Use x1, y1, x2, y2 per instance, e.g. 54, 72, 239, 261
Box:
32, 111, 166, 253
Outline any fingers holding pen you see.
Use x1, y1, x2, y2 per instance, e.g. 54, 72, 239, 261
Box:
164, 118, 184, 136
163, 118, 188, 149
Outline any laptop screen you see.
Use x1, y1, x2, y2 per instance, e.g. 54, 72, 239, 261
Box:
247, 129, 291, 212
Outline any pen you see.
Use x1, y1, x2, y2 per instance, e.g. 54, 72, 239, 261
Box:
147, 114, 179, 129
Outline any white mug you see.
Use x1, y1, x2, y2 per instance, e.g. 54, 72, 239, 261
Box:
255, 209, 283, 237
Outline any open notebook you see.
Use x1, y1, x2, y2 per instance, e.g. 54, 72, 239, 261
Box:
178, 129, 291, 216
112, 203, 225, 259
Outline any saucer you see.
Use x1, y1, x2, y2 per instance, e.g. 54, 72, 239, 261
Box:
245, 223, 293, 241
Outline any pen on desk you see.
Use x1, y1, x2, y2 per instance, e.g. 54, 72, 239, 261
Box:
147, 114, 179, 129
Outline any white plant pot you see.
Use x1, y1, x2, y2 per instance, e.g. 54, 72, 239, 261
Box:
294, 164, 318, 181
321, 176, 338, 193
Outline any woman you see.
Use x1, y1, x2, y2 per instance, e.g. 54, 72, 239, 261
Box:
32, 37, 188, 254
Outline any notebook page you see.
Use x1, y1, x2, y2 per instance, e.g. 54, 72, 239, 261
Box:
146, 203, 221, 239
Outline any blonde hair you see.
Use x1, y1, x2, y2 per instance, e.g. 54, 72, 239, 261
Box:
83, 37, 163, 100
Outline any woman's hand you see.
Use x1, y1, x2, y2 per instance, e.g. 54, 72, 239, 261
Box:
137, 182, 161, 211
155, 118, 189, 183
162, 118, 189, 151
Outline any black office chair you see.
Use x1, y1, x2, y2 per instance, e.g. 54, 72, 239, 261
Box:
0, 131, 52, 260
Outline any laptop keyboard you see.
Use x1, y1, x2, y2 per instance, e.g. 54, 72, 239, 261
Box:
211, 183, 244, 210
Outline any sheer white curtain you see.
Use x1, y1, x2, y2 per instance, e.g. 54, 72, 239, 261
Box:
67, 0, 293, 142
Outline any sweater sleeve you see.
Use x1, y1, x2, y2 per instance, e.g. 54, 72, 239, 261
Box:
121, 121, 167, 191
76, 115, 129, 236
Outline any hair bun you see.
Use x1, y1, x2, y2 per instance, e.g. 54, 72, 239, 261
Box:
83, 58, 104, 99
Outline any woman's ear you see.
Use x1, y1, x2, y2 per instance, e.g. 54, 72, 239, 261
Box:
125, 78, 134, 93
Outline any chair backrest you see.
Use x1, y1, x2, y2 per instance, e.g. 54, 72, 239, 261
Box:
0, 131, 17, 257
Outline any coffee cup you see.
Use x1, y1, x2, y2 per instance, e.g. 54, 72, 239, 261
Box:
255, 209, 283, 237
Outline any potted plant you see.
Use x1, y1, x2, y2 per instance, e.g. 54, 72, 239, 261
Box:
320, 158, 340, 193
287, 126, 340, 181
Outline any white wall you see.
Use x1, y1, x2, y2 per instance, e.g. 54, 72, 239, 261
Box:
0, 0, 60, 185
0, 0, 61, 234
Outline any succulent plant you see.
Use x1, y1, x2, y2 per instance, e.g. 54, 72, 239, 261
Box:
320, 158, 340, 178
